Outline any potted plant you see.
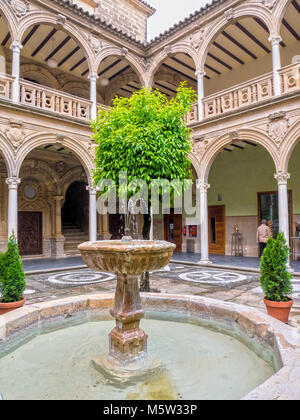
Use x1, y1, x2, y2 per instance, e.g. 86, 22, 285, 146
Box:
0, 233, 26, 315
260, 232, 293, 323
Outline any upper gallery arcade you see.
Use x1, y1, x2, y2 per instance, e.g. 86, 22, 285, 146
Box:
0, 0, 299, 262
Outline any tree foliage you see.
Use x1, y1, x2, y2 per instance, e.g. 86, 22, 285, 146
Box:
0, 233, 26, 303
259, 233, 293, 302
91, 83, 197, 198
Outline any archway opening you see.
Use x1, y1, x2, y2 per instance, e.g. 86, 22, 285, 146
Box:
153, 52, 196, 98
207, 140, 279, 258
97, 55, 142, 105
280, 0, 300, 68
18, 143, 88, 257
287, 137, 300, 260
20, 23, 90, 95
0, 13, 12, 76
204, 17, 271, 97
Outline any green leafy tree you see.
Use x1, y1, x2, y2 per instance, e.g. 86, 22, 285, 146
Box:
91, 83, 196, 230
259, 232, 293, 302
0, 233, 26, 303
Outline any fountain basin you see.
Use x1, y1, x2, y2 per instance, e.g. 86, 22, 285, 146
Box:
78, 240, 176, 275
0, 294, 299, 400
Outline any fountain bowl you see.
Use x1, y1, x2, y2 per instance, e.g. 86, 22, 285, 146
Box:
78, 240, 176, 275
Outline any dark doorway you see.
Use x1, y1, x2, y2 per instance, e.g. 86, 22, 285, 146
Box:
164, 211, 182, 252
109, 214, 125, 239
208, 205, 226, 255
62, 181, 89, 233
18, 211, 43, 255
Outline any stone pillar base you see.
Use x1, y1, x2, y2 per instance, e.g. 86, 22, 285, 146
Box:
51, 237, 66, 258
198, 259, 212, 265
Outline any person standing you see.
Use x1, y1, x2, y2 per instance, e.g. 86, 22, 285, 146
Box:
257, 219, 272, 257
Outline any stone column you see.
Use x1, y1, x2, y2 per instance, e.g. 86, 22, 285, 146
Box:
10, 41, 22, 103
87, 185, 98, 242
274, 172, 290, 246
54, 195, 65, 257
198, 181, 211, 264
269, 34, 282, 96
6, 177, 21, 238
195, 70, 206, 121
89, 72, 98, 120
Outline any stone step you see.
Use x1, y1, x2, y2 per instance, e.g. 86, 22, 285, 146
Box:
63, 232, 87, 238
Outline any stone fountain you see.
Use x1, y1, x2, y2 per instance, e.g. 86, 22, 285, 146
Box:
78, 239, 176, 381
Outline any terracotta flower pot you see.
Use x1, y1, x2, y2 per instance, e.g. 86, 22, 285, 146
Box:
264, 297, 293, 324
0, 298, 26, 315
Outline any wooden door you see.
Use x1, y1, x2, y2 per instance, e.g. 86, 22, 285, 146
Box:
164, 212, 182, 252
208, 205, 225, 255
18, 212, 43, 256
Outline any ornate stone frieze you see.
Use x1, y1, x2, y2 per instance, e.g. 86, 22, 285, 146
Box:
262, 0, 278, 10
10, 0, 29, 18
89, 35, 103, 55
192, 136, 209, 159
224, 8, 234, 22
190, 29, 206, 52
268, 112, 290, 148
4, 120, 25, 149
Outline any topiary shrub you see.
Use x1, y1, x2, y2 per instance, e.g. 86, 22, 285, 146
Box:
0, 233, 26, 303
259, 232, 293, 302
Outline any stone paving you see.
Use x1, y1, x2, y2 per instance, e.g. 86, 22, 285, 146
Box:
23, 263, 300, 329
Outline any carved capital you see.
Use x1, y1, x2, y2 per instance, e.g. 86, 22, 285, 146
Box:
86, 185, 98, 195
88, 72, 99, 83
195, 70, 206, 79
197, 181, 210, 192
274, 172, 291, 185
6, 177, 21, 189
10, 41, 23, 53
268, 34, 282, 46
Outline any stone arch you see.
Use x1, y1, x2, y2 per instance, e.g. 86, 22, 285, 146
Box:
18, 11, 96, 73
96, 46, 147, 87
20, 158, 60, 187
105, 69, 139, 105
189, 152, 201, 180
148, 43, 199, 87
274, 0, 294, 35
198, 6, 273, 72
60, 166, 88, 197
280, 119, 300, 172
199, 129, 280, 181
0, 132, 17, 177
0, 2, 17, 41
20, 64, 61, 89
14, 132, 95, 182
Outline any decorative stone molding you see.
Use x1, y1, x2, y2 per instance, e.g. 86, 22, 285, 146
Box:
262, 0, 277, 10
55, 161, 66, 175
4, 120, 25, 150
6, 177, 21, 189
57, 14, 67, 27
274, 171, 291, 185
56, 133, 65, 143
268, 112, 290, 148
192, 137, 210, 160
228, 130, 240, 142
164, 45, 173, 57
190, 29, 206, 52
88, 36, 102, 55
120, 47, 128, 57
10, 0, 29, 18
224, 8, 234, 22
137, 56, 153, 72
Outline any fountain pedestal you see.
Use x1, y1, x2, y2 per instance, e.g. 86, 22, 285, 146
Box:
109, 274, 147, 362
78, 240, 176, 382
